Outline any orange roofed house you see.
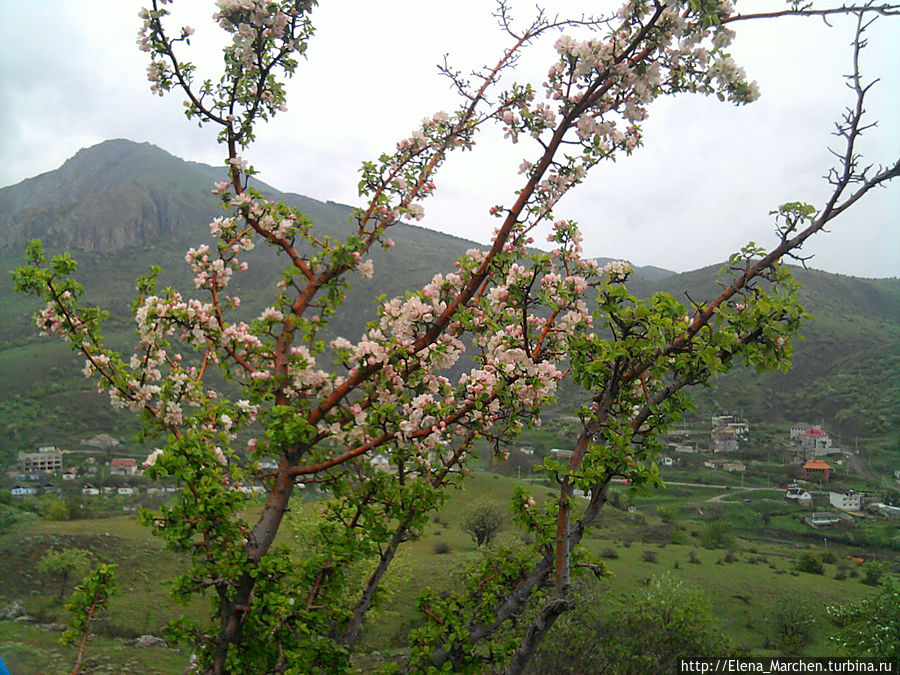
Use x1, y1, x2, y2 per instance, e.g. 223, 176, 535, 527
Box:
802, 459, 831, 482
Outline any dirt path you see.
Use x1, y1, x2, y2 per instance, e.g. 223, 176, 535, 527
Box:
843, 451, 878, 482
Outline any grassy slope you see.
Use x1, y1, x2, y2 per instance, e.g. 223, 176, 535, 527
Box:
2, 473, 892, 673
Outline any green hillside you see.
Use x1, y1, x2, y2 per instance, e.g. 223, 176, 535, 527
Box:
1, 140, 898, 465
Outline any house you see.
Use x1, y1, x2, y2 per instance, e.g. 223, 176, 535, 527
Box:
117, 486, 135, 496
869, 503, 900, 518
110, 458, 137, 476
800, 427, 833, 453
369, 454, 392, 472
668, 443, 695, 453
81, 484, 100, 496
660, 456, 674, 467
703, 458, 731, 470
785, 486, 813, 505
62, 468, 79, 481
236, 484, 266, 495
829, 489, 863, 512
786, 446, 815, 465
258, 459, 279, 472
550, 448, 574, 459
40, 482, 60, 495
801, 459, 831, 482
722, 462, 746, 473
790, 423, 812, 440
805, 512, 843, 528
518, 446, 535, 456
11, 484, 37, 497
18, 447, 63, 473
710, 430, 738, 454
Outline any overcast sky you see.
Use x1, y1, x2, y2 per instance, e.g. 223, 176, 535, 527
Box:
2, 1, 898, 277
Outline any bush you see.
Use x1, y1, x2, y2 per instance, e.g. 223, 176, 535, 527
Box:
796, 551, 825, 575
860, 562, 884, 587
432, 541, 451, 555
724, 550, 737, 563
600, 547, 619, 559
821, 550, 837, 565
656, 505, 678, 523
531, 574, 730, 674
642, 550, 658, 564
688, 550, 702, 565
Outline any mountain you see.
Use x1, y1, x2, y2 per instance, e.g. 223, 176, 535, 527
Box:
627, 266, 900, 439
1, 140, 897, 462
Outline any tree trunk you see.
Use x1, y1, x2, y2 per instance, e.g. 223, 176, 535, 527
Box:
208, 463, 296, 674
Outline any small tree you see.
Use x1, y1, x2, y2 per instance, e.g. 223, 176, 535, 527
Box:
61, 564, 118, 675
38, 548, 92, 603
768, 601, 815, 656
699, 521, 734, 550
462, 501, 506, 548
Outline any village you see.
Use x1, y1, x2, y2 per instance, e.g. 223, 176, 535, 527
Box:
4, 416, 898, 530
651, 415, 900, 526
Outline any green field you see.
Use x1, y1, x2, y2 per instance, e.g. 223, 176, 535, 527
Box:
1, 471, 896, 674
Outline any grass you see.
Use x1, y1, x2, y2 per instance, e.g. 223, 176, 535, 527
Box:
0, 622, 189, 675
1, 472, 896, 673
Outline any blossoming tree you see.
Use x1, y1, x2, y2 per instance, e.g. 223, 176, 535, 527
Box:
14, 1, 898, 673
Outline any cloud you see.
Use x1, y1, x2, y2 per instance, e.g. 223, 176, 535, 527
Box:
2, 1, 897, 277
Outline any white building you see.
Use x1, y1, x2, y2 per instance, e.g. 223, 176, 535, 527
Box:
800, 428, 833, 452
785, 486, 813, 506
829, 489, 863, 512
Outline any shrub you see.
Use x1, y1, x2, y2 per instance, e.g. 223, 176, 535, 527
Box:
656, 505, 678, 523
821, 550, 837, 565
699, 521, 733, 550
724, 550, 737, 563
642, 550, 658, 564
796, 551, 825, 575
432, 541, 451, 555
688, 550, 702, 565
600, 547, 619, 560
861, 562, 884, 587
531, 574, 731, 674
